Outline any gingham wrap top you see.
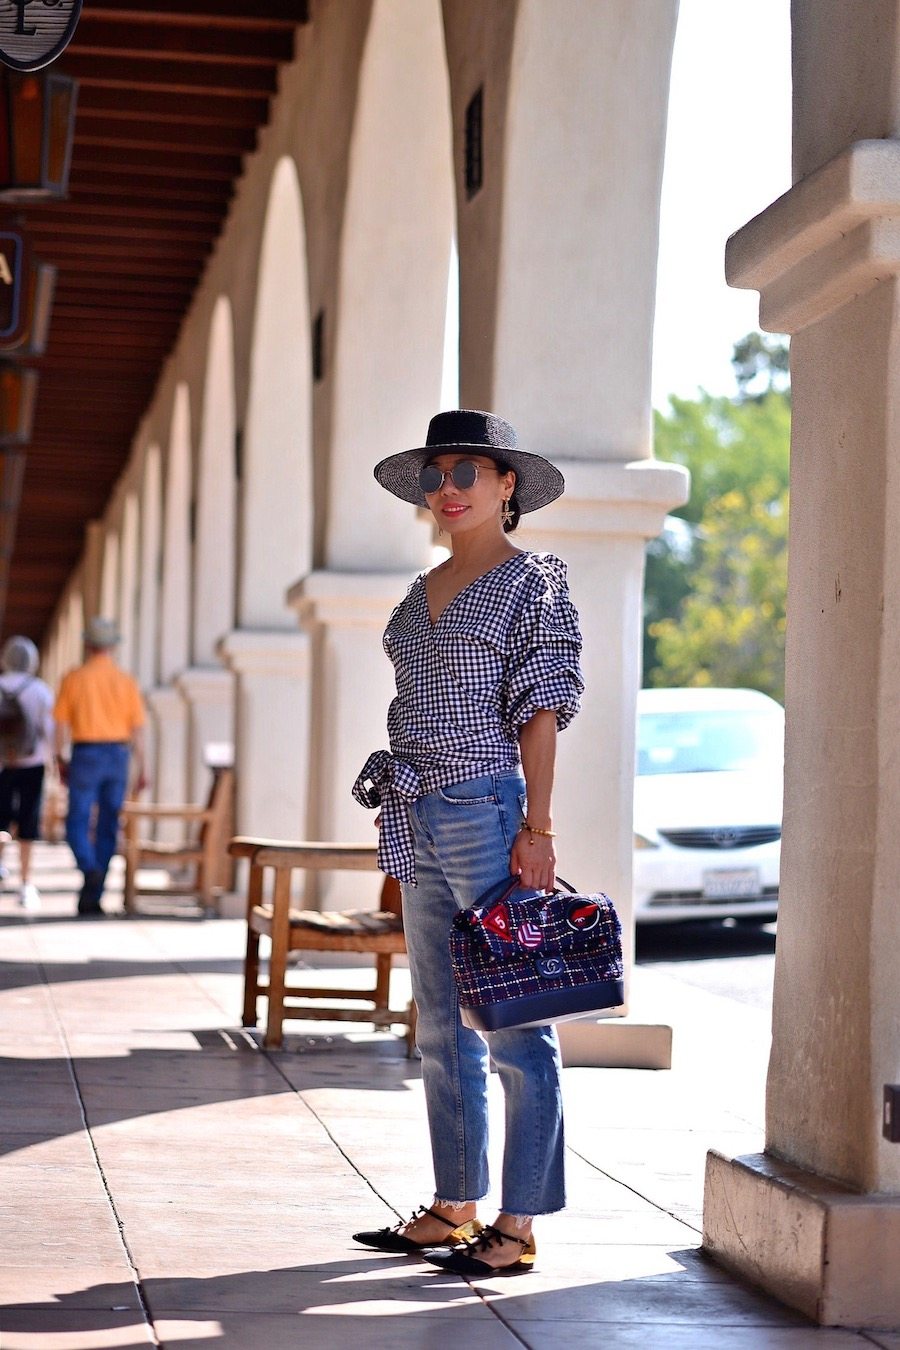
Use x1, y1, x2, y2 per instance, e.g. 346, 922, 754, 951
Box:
352, 551, 584, 884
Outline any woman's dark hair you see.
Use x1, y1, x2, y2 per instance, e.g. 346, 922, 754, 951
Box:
494, 459, 521, 533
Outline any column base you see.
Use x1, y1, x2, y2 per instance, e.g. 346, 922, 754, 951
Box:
703, 1150, 900, 1327
558, 1016, 672, 1069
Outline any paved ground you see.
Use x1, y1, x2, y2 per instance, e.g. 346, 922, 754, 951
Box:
1, 843, 897, 1349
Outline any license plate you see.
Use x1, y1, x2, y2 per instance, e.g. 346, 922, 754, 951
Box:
702, 868, 760, 900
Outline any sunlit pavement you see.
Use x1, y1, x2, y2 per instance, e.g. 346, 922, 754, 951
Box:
0, 843, 894, 1349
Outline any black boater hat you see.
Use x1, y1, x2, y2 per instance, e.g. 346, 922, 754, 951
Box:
373, 410, 565, 513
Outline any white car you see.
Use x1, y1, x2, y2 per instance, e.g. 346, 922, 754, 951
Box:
633, 687, 783, 923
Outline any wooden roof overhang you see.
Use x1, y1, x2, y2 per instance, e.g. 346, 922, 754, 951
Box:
1, 0, 308, 641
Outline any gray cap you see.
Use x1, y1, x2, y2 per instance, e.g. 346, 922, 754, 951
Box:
84, 617, 121, 649
1, 636, 38, 674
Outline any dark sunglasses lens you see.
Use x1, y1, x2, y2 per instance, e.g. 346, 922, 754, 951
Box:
419, 465, 443, 494
451, 461, 479, 489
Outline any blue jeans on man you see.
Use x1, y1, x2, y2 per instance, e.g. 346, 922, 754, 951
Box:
66, 742, 130, 914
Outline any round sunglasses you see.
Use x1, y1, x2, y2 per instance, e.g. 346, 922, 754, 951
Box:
419, 460, 503, 495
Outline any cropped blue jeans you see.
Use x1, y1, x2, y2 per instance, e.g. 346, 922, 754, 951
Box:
401, 771, 565, 1217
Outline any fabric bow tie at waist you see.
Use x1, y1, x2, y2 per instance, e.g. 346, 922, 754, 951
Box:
352, 750, 423, 883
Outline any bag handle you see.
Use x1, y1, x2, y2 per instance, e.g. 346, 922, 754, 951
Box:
493, 874, 577, 905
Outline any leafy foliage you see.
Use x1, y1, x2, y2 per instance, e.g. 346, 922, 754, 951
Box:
731, 332, 790, 401
644, 335, 790, 700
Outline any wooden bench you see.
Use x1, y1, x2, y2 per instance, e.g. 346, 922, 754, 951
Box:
230, 837, 415, 1054
120, 764, 235, 917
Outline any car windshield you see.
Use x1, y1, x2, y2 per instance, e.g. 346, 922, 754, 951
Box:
637, 708, 784, 776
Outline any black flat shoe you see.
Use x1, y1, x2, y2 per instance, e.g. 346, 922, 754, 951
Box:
352, 1205, 481, 1254
423, 1223, 536, 1276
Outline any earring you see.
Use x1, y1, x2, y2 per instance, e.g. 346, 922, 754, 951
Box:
501, 499, 513, 527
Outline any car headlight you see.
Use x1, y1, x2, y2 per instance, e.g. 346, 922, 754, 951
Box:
633, 831, 660, 850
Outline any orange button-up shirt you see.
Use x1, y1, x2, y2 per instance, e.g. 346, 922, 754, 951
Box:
54, 653, 145, 743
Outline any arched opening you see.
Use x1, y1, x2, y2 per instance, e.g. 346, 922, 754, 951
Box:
99, 531, 119, 621
160, 385, 192, 683
67, 591, 84, 671
194, 297, 236, 663
239, 156, 312, 627
137, 445, 162, 690
118, 493, 139, 674
326, 0, 455, 570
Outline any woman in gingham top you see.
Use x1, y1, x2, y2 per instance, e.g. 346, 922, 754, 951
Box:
352, 410, 584, 1276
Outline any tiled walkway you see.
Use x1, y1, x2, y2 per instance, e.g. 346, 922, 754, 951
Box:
0, 843, 896, 1349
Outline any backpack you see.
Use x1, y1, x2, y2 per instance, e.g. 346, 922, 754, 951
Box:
0, 677, 38, 763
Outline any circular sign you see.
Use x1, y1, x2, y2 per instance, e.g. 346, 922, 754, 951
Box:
0, 0, 83, 73
566, 898, 601, 933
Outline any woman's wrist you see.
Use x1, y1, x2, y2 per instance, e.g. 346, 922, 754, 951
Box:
520, 820, 556, 838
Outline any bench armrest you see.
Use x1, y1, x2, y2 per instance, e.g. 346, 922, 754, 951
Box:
121, 802, 213, 821
229, 836, 379, 872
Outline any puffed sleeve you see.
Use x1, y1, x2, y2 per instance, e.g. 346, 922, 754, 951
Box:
504, 554, 585, 733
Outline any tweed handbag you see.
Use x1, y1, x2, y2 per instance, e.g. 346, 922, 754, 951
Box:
450, 875, 624, 1032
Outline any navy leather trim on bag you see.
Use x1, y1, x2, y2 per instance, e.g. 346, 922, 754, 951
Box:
460, 978, 626, 1032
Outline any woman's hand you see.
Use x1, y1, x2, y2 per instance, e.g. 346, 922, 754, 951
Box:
510, 827, 556, 892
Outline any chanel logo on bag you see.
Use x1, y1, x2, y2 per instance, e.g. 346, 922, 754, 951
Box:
535, 956, 564, 979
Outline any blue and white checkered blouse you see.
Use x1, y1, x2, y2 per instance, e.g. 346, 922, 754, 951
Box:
353, 551, 584, 883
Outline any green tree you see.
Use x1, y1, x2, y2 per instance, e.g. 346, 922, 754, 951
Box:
649, 479, 788, 701
643, 333, 791, 695
731, 332, 790, 401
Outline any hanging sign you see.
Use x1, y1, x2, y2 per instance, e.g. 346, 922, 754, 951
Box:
0, 0, 83, 73
0, 230, 23, 341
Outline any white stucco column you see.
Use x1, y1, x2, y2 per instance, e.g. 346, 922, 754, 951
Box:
702, 138, 900, 1327
444, 0, 686, 1064
145, 686, 189, 844
174, 667, 235, 802
521, 459, 688, 969
288, 571, 414, 912
218, 631, 311, 842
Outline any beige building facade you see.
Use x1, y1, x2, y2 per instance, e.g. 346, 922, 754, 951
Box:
38, 0, 900, 1328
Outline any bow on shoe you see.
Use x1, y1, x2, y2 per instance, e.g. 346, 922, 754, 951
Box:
352, 1205, 482, 1254
423, 1223, 536, 1276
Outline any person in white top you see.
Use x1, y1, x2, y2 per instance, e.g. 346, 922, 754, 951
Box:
0, 636, 55, 909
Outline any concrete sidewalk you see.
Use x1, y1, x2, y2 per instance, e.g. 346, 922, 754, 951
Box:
0, 843, 895, 1349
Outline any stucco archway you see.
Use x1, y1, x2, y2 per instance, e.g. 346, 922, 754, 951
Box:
159, 385, 192, 684
66, 590, 84, 672
99, 530, 119, 622
324, 0, 454, 571
137, 445, 162, 692
194, 297, 236, 665
239, 156, 312, 628
118, 493, 139, 675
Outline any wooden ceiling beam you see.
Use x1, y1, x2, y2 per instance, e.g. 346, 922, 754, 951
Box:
27, 199, 224, 226
31, 225, 214, 249
5, 0, 304, 640
32, 217, 215, 239
70, 145, 242, 177
73, 118, 258, 154
71, 18, 295, 62
82, 0, 306, 25
76, 85, 269, 126
64, 174, 233, 203
50, 309, 183, 329
61, 54, 279, 96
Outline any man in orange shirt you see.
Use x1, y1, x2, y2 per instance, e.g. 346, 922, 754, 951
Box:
54, 617, 147, 917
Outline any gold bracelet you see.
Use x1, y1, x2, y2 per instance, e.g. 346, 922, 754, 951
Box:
522, 821, 556, 838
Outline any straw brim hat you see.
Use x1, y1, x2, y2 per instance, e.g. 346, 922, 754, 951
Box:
373, 410, 565, 514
